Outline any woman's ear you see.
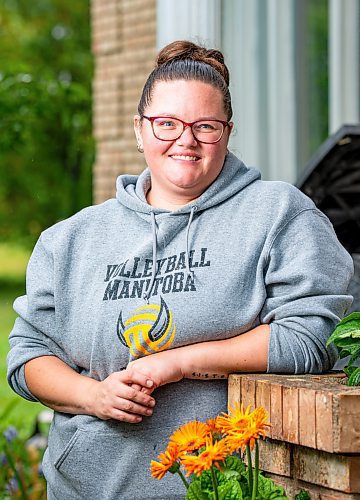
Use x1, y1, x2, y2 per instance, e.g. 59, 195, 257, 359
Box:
133, 115, 143, 151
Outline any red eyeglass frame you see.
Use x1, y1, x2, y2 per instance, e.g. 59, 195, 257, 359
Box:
142, 115, 231, 144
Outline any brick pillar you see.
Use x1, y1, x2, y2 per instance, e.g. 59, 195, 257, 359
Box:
91, 0, 157, 204
229, 373, 360, 498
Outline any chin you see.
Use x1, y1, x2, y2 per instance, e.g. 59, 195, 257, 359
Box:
168, 176, 201, 190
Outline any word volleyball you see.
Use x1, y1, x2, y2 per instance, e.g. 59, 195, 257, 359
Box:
103, 247, 211, 301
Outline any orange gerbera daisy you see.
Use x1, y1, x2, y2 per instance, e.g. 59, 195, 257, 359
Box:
151, 441, 181, 480
216, 404, 252, 435
250, 406, 270, 436
170, 420, 209, 453
205, 418, 220, 436
225, 406, 270, 452
181, 436, 228, 477
224, 432, 246, 454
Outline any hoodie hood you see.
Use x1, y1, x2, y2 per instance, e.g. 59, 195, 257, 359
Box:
115, 152, 261, 215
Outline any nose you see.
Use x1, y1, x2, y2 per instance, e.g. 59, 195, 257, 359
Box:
176, 125, 198, 147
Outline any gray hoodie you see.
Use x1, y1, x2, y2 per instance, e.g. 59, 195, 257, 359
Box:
7, 153, 353, 499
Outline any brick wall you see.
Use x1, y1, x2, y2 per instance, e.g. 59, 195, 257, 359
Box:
91, 0, 157, 204
229, 374, 360, 499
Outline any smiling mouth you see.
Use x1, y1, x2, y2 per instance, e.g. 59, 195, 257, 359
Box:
170, 155, 201, 161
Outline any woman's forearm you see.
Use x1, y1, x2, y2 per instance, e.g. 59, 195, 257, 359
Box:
180, 324, 270, 379
128, 324, 270, 387
25, 355, 101, 414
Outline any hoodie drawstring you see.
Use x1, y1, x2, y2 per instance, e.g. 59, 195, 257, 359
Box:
185, 206, 195, 278
143, 211, 157, 303
143, 206, 196, 303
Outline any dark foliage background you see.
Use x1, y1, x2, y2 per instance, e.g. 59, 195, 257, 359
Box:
0, 0, 93, 246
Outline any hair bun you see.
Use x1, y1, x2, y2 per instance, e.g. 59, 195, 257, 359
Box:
156, 40, 229, 86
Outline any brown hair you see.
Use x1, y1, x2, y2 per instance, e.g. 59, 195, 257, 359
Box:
137, 40, 232, 120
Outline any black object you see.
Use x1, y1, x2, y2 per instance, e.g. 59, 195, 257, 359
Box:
296, 124, 360, 254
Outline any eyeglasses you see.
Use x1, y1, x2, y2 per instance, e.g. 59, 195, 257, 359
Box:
142, 116, 230, 144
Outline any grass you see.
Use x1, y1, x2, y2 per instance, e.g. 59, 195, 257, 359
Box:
0, 243, 45, 436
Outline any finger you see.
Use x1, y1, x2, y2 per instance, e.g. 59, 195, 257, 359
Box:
110, 409, 143, 424
129, 383, 142, 391
129, 383, 154, 395
119, 368, 155, 389
140, 386, 153, 395
115, 397, 154, 417
122, 385, 156, 408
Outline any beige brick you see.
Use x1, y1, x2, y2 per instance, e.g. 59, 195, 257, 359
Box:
293, 446, 360, 493
264, 472, 360, 499
255, 378, 271, 414
270, 382, 283, 439
315, 391, 334, 452
227, 374, 241, 410
299, 387, 316, 448
283, 386, 299, 444
334, 393, 360, 453
257, 438, 292, 476
91, 0, 159, 203
241, 377, 256, 411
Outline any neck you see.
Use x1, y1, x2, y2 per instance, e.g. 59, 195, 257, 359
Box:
146, 188, 197, 211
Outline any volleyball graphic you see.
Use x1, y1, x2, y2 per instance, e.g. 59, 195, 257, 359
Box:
116, 297, 176, 357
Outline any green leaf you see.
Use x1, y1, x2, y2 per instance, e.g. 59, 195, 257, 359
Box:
186, 480, 210, 500
327, 326, 360, 346
223, 469, 241, 482
334, 339, 360, 349
199, 467, 227, 490
332, 326, 360, 339
344, 365, 357, 377
224, 455, 246, 475
348, 367, 360, 386
218, 480, 243, 500
347, 347, 360, 367
257, 474, 289, 499
326, 313, 360, 347
337, 312, 360, 325
295, 490, 311, 500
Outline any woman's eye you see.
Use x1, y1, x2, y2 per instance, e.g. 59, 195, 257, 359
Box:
157, 120, 176, 128
195, 122, 216, 131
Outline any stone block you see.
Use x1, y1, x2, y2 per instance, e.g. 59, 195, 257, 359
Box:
333, 393, 360, 453
293, 446, 360, 493
270, 382, 283, 440
264, 472, 360, 499
257, 438, 292, 476
283, 386, 299, 443
315, 391, 334, 452
231, 374, 360, 453
299, 387, 316, 448
227, 373, 241, 410
241, 376, 256, 410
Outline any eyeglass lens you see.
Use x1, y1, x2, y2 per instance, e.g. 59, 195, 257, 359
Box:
152, 118, 224, 143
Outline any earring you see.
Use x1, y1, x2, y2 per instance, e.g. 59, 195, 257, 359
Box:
137, 143, 144, 153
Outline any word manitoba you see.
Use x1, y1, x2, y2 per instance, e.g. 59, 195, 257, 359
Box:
103, 247, 211, 300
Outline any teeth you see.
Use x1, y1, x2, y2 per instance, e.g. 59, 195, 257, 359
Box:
171, 155, 199, 161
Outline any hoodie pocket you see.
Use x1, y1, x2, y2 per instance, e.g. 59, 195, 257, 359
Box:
51, 425, 179, 499
54, 428, 83, 470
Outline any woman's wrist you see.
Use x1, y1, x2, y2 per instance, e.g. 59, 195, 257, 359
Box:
171, 342, 225, 380
74, 375, 100, 415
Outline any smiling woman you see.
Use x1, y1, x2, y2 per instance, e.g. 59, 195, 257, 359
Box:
134, 79, 233, 210
7, 40, 354, 499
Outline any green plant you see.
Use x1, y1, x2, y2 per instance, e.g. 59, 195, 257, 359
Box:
151, 405, 288, 499
295, 490, 311, 500
0, 402, 47, 499
326, 312, 360, 386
